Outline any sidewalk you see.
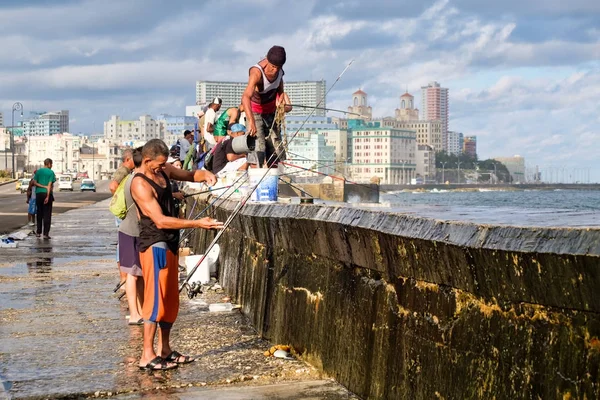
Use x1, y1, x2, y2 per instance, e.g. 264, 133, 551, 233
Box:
0, 199, 356, 399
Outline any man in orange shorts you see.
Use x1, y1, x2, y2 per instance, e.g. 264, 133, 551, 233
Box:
131, 139, 224, 371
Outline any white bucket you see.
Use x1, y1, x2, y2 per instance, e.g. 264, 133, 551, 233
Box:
185, 244, 220, 284
248, 168, 278, 202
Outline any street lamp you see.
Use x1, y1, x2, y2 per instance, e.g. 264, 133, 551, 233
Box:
441, 161, 447, 184
11, 102, 23, 179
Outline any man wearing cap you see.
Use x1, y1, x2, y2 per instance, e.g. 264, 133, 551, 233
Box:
242, 45, 289, 168
212, 124, 250, 176
202, 97, 222, 149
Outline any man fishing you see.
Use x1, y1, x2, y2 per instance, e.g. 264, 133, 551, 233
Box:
242, 45, 290, 168
131, 139, 223, 371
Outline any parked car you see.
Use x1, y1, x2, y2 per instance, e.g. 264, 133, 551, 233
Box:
19, 178, 31, 193
76, 172, 89, 180
80, 179, 96, 192
58, 174, 73, 191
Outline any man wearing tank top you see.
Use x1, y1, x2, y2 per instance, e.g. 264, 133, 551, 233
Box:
242, 45, 288, 168
131, 139, 224, 371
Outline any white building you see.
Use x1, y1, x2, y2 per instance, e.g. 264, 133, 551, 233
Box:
104, 115, 164, 143
421, 81, 449, 152
416, 145, 436, 182
22, 110, 69, 136
350, 126, 416, 184
27, 133, 83, 174
285, 133, 336, 177
196, 80, 326, 117
447, 131, 464, 156
379, 118, 443, 153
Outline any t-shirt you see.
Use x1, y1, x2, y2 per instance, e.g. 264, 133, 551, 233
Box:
213, 108, 232, 137
212, 139, 236, 175
203, 108, 217, 146
112, 165, 130, 185
33, 168, 56, 194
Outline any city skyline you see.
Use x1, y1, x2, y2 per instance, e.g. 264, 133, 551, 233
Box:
0, 0, 598, 181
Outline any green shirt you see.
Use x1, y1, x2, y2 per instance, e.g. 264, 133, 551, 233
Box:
214, 108, 233, 137
33, 168, 56, 194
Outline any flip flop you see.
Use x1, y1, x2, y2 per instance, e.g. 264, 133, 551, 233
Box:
139, 356, 178, 371
128, 318, 144, 326
164, 351, 195, 364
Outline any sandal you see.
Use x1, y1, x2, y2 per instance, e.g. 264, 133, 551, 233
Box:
139, 356, 178, 371
128, 318, 144, 326
164, 351, 195, 364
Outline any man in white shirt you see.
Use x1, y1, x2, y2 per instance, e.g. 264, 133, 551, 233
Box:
202, 97, 222, 149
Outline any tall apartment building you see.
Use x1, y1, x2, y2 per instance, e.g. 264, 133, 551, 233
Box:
22, 110, 69, 136
421, 81, 449, 151
379, 118, 443, 153
196, 80, 326, 117
104, 115, 164, 143
156, 114, 198, 147
447, 131, 464, 156
350, 124, 416, 184
0, 112, 4, 127
463, 136, 477, 158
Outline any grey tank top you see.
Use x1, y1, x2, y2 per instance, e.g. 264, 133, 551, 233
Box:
118, 174, 140, 237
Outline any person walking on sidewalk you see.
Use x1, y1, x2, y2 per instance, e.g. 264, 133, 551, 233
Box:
118, 147, 145, 326
32, 159, 56, 239
111, 149, 135, 287
131, 139, 223, 371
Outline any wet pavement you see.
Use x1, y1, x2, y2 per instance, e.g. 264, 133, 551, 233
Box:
0, 199, 357, 399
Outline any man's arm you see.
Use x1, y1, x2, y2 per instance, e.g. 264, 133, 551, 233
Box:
131, 177, 222, 230
164, 163, 217, 186
241, 68, 262, 136
109, 180, 119, 194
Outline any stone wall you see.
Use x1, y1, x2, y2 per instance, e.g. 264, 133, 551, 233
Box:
189, 200, 600, 399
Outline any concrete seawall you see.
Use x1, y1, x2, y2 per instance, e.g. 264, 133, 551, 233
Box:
188, 199, 600, 399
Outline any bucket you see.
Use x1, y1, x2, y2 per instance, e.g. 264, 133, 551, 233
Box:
231, 134, 256, 154
185, 244, 220, 284
248, 168, 278, 202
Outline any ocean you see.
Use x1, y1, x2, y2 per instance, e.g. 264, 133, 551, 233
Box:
358, 189, 600, 228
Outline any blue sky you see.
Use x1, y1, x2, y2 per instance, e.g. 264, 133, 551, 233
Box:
0, 0, 598, 181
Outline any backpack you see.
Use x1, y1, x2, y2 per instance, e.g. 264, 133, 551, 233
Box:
109, 176, 129, 219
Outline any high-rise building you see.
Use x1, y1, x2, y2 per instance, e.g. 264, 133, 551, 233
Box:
349, 122, 416, 184
463, 136, 477, 158
395, 92, 419, 121
195, 80, 326, 117
348, 89, 372, 120
103, 115, 164, 143
493, 155, 525, 183
421, 81, 449, 151
156, 114, 198, 147
0, 112, 4, 127
22, 110, 69, 136
447, 131, 464, 156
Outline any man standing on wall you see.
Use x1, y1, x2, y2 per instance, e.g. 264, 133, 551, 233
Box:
131, 139, 223, 371
32, 159, 56, 239
242, 45, 287, 168
202, 97, 222, 150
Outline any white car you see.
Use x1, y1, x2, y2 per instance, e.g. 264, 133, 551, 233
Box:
57, 174, 73, 191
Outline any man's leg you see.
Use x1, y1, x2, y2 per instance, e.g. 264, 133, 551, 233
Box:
126, 274, 142, 322
43, 196, 53, 236
252, 112, 267, 167
140, 321, 158, 365
35, 194, 44, 235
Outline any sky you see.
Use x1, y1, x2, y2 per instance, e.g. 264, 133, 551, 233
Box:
0, 0, 598, 181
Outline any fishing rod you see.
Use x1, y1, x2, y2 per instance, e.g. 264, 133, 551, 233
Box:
180, 59, 355, 297
288, 104, 362, 116
183, 186, 232, 198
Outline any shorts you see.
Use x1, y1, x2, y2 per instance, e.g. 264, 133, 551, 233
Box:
139, 242, 179, 327
118, 232, 142, 277
28, 195, 37, 215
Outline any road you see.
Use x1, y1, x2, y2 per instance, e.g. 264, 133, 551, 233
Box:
0, 179, 112, 234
